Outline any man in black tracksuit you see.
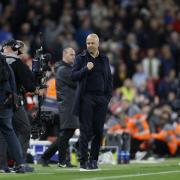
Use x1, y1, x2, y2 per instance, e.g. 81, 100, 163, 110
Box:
0, 40, 36, 171
39, 47, 79, 167
71, 34, 112, 171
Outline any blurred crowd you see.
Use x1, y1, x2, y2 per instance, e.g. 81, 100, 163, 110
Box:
0, 0, 180, 158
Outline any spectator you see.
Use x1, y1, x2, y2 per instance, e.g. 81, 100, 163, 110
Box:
142, 48, 161, 80
132, 63, 148, 89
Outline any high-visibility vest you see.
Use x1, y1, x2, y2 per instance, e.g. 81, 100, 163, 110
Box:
46, 78, 57, 99
152, 126, 178, 155
126, 114, 150, 140
108, 124, 130, 134
175, 124, 180, 146
117, 86, 136, 102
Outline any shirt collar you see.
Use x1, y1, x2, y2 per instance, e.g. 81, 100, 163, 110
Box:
87, 50, 100, 59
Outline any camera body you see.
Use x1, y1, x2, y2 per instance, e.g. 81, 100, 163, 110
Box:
32, 47, 51, 85
30, 110, 58, 139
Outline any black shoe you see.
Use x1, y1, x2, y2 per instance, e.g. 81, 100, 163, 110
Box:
15, 164, 25, 173
58, 163, 67, 168
58, 161, 77, 168
80, 162, 88, 171
88, 160, 100, 171
38, 158, 49, 167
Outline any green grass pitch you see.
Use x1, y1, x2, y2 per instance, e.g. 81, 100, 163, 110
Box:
0, 158, 180, 180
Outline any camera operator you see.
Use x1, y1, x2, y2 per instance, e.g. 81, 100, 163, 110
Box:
0, 40, 36, 172
0, 53, 25, 173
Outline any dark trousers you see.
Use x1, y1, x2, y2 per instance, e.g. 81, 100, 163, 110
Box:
13, 106, 31, 161
153, 140, 170, 156
41, 139, 59, 161
58, 129, 75, 163
0, 115, 24, 167
79, 94, 108, 164
41, 129, 75, 163
130, 138, 143, 159
0, 131, 7, 169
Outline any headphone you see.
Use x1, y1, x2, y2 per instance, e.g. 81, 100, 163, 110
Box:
1, 40, 24, 53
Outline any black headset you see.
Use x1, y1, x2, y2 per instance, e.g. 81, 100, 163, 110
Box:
1, 40, 23, 52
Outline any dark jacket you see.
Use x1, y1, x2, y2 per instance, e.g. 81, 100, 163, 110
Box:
71, 50, 113, 116
0, 54, 16, 117
55, 61, 79, 129
5, 54, 36, 94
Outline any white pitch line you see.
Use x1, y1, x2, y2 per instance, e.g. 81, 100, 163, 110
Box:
53, 168, 120, 172
35, 172, 55, 175
79, 170, 180, 180
54, 168, 80, 171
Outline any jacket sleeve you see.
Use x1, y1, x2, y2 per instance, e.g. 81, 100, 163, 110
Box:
71, 55, 89, 81
105, 57, 113, 102
56, 67, 76, 89
11, 60, 36, 92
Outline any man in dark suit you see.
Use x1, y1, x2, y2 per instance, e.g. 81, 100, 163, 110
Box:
56, 47, 79, 167
39, 47, 79, 167
71, 34, 113, 171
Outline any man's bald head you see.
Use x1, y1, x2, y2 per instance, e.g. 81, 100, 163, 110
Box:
86, 33, 99, 55
62, 47, 75, 64
63, 47, 74, 54
86, 34, 99, 43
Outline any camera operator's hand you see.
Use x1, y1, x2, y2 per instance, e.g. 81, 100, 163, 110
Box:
87, 62, 94, 70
